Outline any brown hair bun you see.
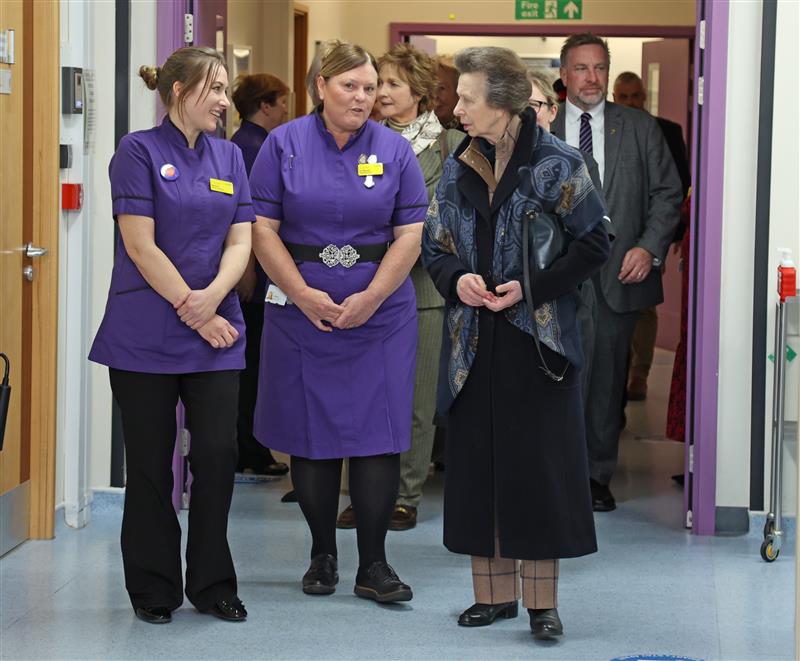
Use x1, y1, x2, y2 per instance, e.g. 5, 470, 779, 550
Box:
139, 65, 160, 90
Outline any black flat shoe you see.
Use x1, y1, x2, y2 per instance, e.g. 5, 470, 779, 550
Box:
281, 489, 298, 503
590, 479, 616, 512
302, 553, 338, 595
354, 561, 412, 603
457, 601, 518, 627
206, 597, 247, 622
134, 606, 172, 624
529, 608, 563, 639
263, 461, 289, 476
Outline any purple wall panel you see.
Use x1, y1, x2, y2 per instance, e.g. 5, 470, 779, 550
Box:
156, 0, 187, 122
157, 0, 189, 512
688, 0, 729, 535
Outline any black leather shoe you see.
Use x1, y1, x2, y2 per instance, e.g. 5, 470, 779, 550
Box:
354, 561, 412, 603
134, 606, 171, 624
263, 461, 289, 476
281, 489, 298, 503
457, 601, 518, 627
207, 597, 247, 622
590, 479, 616, 512
302, 553, 338, 595
529, 608, 563, 639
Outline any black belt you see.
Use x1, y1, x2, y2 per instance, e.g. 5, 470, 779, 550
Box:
284, 241, 389, 268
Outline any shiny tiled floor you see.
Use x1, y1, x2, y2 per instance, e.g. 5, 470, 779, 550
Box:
1, 350, 795, 660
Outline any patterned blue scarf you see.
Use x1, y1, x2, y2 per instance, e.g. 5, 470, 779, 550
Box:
422, 122, 607, 415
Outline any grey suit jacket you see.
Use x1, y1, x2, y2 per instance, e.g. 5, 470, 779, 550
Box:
552, 101, 682, 313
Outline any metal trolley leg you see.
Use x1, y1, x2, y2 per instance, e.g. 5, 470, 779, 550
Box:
762, 301, 787, 562
762, 251, 797, 562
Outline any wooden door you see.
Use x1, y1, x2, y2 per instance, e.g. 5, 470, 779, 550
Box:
0, 0, 27, 555
0, 0, 59, 555
293, 5, 308, 117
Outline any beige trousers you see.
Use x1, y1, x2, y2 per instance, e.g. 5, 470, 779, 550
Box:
471, 538, 558, 610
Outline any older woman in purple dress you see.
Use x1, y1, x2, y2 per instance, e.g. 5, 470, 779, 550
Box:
249, 41, 428, 603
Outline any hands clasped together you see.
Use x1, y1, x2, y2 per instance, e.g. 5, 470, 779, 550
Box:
174, 288, 239, 350
456, 273, 522, 311
293, 286, 382, 333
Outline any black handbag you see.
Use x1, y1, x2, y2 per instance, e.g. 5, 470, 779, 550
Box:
0, 353, 10, 451
521, 209, 570, 382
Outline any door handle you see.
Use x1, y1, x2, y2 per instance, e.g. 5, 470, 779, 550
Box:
25, 243, 48, 258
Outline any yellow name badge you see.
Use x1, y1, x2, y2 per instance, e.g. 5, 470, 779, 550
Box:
209, 178, 234, 195
357, 163, 384, 177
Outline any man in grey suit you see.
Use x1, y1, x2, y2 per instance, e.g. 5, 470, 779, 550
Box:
551, 33, 682, 511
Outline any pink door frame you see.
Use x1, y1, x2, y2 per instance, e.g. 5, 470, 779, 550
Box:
157, 0, 190, 512
157, 0, 229, 511
391, 19, 726, 537
389, 23, 694, 43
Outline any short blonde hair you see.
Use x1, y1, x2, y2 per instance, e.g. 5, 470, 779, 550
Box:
318, 40, 377, 82
378, 44, 438, 114
527, 69, 558, 107
306, 39, 339, 106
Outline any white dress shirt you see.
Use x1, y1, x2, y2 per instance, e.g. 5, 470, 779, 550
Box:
565, 99, 606, 186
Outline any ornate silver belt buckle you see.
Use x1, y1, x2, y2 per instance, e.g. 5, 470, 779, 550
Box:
319, 244, 360, 268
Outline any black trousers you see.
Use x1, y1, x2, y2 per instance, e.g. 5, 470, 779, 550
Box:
584, 284, 639, 485
109, 368, 239, 611
237, 300, 278, 469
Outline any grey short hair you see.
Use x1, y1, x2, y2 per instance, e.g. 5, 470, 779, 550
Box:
560, 33, 611, 67
614, 71, 642, 87
454, 47, 532, 115
527, 69, 558, 106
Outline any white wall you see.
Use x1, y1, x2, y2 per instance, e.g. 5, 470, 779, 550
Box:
59, 0, 110, 527
714, 0, 761, 511
767, 0, 799, 516
429, 35, 659, 91
129, 2, 158, 134
87, 0, 157, 492
716, 0, 800, 515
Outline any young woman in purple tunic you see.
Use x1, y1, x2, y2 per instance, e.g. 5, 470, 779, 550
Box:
89, 47, 252, 624
230, 73, 291, 479
249, 41, 428, 603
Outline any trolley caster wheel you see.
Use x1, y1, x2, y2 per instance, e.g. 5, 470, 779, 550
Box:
760, 540, 779, 562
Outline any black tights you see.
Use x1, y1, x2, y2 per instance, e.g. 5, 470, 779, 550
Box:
290, 454, 400, 569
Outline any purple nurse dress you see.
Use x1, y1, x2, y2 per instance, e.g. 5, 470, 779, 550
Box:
249, 112, 428, 459
89, 117, 254, 373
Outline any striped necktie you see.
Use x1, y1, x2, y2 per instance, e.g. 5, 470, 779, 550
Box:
579, 112, 593, 154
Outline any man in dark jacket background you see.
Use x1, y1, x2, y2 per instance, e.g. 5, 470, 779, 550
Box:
612, 70, 691, 402
551, 34, 683, 512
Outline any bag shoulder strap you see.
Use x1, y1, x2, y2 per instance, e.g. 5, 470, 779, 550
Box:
522, 210, 570, 382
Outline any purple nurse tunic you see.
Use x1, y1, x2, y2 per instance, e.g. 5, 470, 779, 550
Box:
89, 117, 255, 373
231, 119, 269, 302
249, 112, 428, 459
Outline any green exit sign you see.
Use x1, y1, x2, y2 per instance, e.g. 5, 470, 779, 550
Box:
516, 0, 583, 20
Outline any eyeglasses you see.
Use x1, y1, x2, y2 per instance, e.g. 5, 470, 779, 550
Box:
529, 100, 551, 113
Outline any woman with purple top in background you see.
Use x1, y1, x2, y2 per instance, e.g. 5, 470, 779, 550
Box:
229, 73, 291, 479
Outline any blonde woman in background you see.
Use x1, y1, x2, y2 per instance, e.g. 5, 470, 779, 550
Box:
336, 44, 464, 532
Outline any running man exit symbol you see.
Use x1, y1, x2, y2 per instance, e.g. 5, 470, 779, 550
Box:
515, 0, 583, 20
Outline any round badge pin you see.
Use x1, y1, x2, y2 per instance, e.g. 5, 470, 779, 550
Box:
160, 163, 179, 181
